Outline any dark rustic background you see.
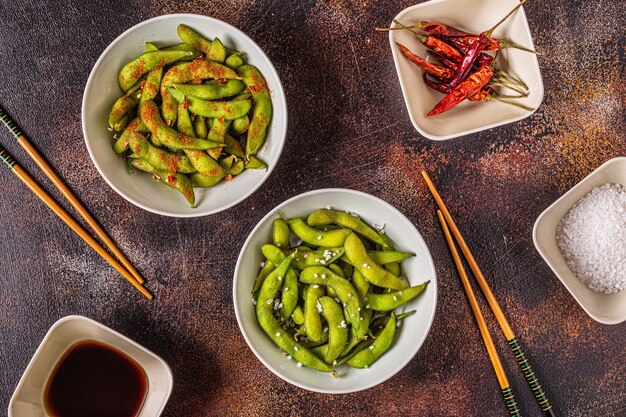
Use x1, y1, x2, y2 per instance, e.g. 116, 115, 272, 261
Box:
0, 0, 624, 416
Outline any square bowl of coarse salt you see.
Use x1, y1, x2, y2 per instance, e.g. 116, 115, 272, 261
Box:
533, 157, 626, 325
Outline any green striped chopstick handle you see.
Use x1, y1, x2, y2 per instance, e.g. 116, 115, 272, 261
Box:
0, 106, 24, 140
501, 386, 522, 417
0, 145, 18, 171
508, 337, 556, 416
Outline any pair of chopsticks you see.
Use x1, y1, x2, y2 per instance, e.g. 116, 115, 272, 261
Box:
422, 171, 555, 417
0, 106, 152, 299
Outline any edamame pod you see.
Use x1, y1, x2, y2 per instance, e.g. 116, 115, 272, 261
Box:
162, 60, 240, 87
256, 305, 334, 374
273, 219, 290, 248
139, 100, 223, 150
225, 53, 244, 69
245, 155, 267, 170
177, 24, 240, 56
109, 92, 139, 130
140, 66, 164, 104
161, 43, 203, 60
232, 114, 250, 134
207, 117, 232, 159
318, 296, 349, 364
291, 305, 304, 325
193, 115, 208, 139
131, 159, 195, 207
287, 218, 352, 248
172, 80, 245, 100
118, 50, 192, 91
256, 256, 292, 310
344, 234, 408, 290
127, 132, 196, 174
207, 38, 226, 63
224, 133, 245, 157
304, 284, 325, 343
280, 267, 299, 320
237, 65, 272, 158
299, 267, 361, 333
114, 117, 142, 154
307, 210, 386, 247
168, 89, 251, 120
228, 159, 245, 176
366, 281, 430, 312
346, 313, 396, 368
379, 232, 400, 276
252, 261, 275, 295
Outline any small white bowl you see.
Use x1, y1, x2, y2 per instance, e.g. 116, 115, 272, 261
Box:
388, 0, 543, 140
533, 157, 626, 325
82, 14, 287, 217
233, 189, 437, 393
8, 315, 173, 417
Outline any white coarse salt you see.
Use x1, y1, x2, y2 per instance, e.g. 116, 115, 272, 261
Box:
369, 345, 374, 350
294, 346, 299, 351
297, 362, 303, 367
556, 183, 626, 294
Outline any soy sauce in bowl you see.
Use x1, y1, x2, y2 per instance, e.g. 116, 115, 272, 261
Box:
44, 340, 148, 417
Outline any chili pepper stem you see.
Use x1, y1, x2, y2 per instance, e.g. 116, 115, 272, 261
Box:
392, 20, 421, 36
489, 82, 528, 97
496, 68, 530, 89
500, 39, 539, 54
493, 97, 534, 111
484, 0, 527, 38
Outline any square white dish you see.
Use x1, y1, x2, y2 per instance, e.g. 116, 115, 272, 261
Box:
8, 315, 173, 417
388, 0, 543, 140
533, 157, 626, 325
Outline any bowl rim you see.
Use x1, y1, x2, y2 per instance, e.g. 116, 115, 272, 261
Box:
81, 13, 288, 217
532, 156, 626, 325
8, 315, 173, 417
232, 188, 438, 393
388, 0, 544, 140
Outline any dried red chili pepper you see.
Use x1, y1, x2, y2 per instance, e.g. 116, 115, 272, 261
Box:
427, 65, 495, 116
377, 20, 470, 37
396, 43, 454, 79
449, 33, 489, 87
415, 34, 463, 62
427, 50, 458, 69
423, 73, 453, 94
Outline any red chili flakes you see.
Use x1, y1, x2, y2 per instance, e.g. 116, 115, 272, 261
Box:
183, 101, 189, 109
167, 175, 176, 184
224, 174, 233, 181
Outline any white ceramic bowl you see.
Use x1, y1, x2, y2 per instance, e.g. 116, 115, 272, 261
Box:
8, 315, 173, 417
233, 189, 437, 393
82, 14, 287, 217
389, 0, 543, 140
533, 157, 626, 325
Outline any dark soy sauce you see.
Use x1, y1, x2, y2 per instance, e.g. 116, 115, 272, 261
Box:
44, 340, 148, 417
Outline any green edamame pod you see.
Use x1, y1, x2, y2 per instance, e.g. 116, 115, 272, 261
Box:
344, 234, 408, 290
252, 261, 275, 295
161, 43, 203, 60
245, 155, 267, 170
172, 80, 245, 100
340, 251, 412, 266
225, 53, 244, 69
162, 60, 240, 87
228, 159, 244, 176
145, 42, 159, 52
379, 232, 400, 277
224, 133, 245, 158
304, 284, 325, 343
109, 92, 139, 131
168, 89, 251, 120
237, 65, 272, 158
118, 50, 192, 91
206, 117, 232, 159
273, 219, 290, 249
114, 117, 142, 154
328, 264, 344, 278
131, 159, 195, 207
256, 256, 292, 309
193, 115, 208, 139
291, 305, 304, 325
339, 261, 354, 279
355, 306, 372, 341
207, 38, 226, 63
307, 209, 386, 247
140, 66, 163, 104
299, 267, 361, 333
177, 24, 241, 56
352, 269, 370, 302
219, 155, 236, 171
290, 246, 345, 270
232, 114, 250, 134
256, 306, 334, 374
338, 339, 373, 365
287, 218, 352, 248
177, 97, 195, 136
139, 100, 222, 150
366, 281, 430, 312
280, 267, 299, 320
127, 132, 196, 174
346, 313, 396, 368
370, 310, 416, 331
190, 169, 225, 187
318, 296, 349, 364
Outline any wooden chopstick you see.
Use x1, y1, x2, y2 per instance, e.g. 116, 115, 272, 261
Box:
0, 145, 152, 300
422, 170, 556, 416
0, 106, 144, 284
437, 210, 521, 417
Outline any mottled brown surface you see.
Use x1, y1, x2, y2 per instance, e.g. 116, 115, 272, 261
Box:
0, 1, 624, 416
